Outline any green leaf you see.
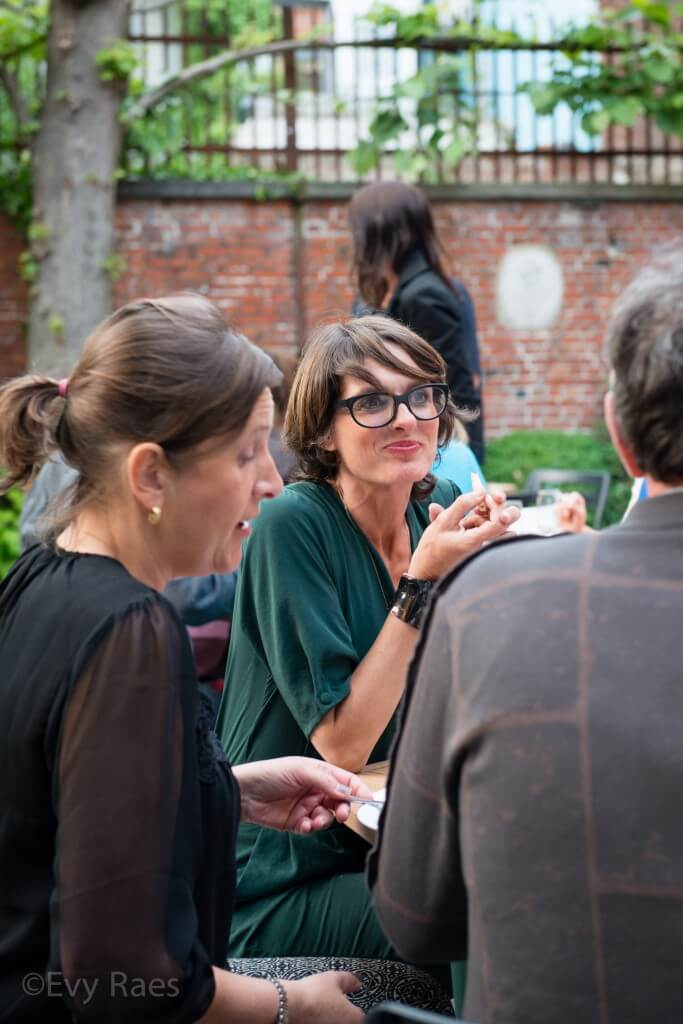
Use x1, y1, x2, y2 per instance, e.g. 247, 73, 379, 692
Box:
347, 139, 379, 176
406, 152, 429, 178
442, 136, 468, 167
416, 102, 440, 128
631, 0, 671, 27
524, 84, 565, 116
392, 149, 417, 173
605, 96, 642, 126
399, 75, 428, 102
643, 52, 677, 84
582, 108, 612, 134
653, 107, 683, 136
95, 40, 139, 82
367, 107, 408, 146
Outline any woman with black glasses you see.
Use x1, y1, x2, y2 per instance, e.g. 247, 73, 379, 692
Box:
216, 315, 517, 964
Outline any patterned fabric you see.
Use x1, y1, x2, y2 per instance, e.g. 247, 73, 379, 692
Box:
227, 957, 455, 1016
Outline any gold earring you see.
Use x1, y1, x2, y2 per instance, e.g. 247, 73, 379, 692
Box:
147, 506, 162, 525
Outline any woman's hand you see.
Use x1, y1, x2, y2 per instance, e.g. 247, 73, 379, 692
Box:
234, 756, 373, 834
555, 491, 592, 534
287, 972, 363, 1023
408, 488, 520, 580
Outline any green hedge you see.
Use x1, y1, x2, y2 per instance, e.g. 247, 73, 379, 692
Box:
0, 487, 23, 579
485, 428, 631, 527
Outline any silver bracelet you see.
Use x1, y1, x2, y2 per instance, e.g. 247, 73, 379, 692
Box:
271, 978, 289, 1024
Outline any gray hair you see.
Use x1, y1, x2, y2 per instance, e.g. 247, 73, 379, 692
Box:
607, 249, 683, 484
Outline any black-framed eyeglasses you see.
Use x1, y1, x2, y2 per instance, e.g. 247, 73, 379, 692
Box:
334, 383, 449, 429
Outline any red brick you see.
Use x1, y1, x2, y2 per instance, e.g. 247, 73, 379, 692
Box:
3, 198, 683, 434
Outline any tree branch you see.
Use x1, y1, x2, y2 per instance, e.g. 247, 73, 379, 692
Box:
128, 37, 331, 118
0, 32, 47, 63
0, 65, 31, 133
128, 35, 487, 118
128, 30, 622, 120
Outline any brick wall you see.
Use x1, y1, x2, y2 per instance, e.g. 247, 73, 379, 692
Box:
0, 215, 28, 379
113, 200, 299, 351
2, 195, 682, 436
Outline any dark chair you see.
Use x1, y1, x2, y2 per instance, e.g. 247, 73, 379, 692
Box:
367, 1003, 471, 1022
513, 468, 611, 529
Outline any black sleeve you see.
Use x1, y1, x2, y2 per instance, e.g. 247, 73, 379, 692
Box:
398, 287, 480, 413
53, 596, 216, 1022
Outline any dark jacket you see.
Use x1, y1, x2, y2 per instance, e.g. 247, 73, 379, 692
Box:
387, 249, 484, 462
370, 489, 683, 1024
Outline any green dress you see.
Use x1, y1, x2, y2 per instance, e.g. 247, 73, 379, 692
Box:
216, 477, 459, 959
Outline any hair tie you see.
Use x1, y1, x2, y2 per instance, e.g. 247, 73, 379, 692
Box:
57, 378, 69, 398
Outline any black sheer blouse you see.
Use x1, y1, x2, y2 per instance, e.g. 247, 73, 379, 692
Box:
0, 546, 240, 1023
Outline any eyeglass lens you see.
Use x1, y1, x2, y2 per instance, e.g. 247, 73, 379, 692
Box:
352, 386, 446, 427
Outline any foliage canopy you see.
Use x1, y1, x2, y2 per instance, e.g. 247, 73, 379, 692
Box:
348, 0, 683, 180
1, 0, 683, 219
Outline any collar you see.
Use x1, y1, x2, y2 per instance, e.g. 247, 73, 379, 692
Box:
394, 249, 431, 291
621, 486, 683, 531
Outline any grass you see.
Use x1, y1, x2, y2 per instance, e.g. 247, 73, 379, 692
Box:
485, 428, 631, 527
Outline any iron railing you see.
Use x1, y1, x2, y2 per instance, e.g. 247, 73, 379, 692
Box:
123, 3, 683, 186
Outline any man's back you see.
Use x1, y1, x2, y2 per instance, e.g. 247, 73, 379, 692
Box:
372, 489, 683, 1023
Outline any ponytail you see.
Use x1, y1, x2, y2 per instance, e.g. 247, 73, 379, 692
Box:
0, 376, 65, 492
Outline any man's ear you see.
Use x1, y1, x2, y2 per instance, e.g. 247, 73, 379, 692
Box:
126, 443, 167, 513
604, 391, 641, 479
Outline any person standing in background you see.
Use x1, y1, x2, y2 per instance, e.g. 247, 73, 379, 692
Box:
348, 181, 485, 463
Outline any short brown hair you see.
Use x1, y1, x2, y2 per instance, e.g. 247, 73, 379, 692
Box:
284, 314, 459, 502
0, 294, 281, 518
608, 251, 683, 483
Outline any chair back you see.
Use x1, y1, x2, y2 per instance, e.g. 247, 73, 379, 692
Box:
524, 468, 611, 528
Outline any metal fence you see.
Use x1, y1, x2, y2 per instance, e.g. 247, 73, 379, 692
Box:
125, 3, 683, 187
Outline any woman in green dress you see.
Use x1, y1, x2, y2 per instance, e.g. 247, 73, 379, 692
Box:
216, 315, 518, 961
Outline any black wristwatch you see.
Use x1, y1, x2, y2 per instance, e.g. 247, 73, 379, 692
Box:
390, 574, 434, 630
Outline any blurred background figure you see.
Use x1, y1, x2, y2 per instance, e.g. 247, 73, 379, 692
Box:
432, 417, 486, 495
348, 180, 485, 463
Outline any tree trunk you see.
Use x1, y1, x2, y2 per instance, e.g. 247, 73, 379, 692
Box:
29, 0, 130, 372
